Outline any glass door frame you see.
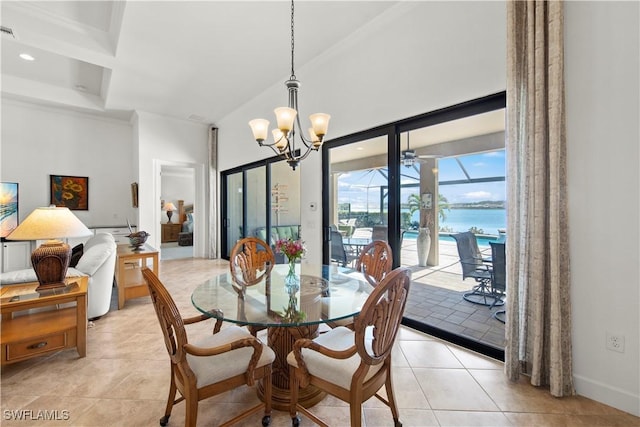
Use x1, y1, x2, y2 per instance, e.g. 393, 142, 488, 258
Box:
321, 92, 506, 360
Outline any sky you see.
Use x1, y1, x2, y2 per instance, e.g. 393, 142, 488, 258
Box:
337, 150, 506, 212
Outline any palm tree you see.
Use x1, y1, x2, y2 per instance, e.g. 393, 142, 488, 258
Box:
408, 193, 451, 225
439, 194, 451, 222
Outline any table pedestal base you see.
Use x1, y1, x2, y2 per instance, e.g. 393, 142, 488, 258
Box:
257, 323, 325, 411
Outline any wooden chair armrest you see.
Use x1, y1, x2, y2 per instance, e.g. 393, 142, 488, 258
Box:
183, 336, 263, 386
292, 338, 357, 387
183, 309, 224, 334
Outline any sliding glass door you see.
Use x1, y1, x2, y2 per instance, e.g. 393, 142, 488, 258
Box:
323, 93, 507, 359
221, 158, 300, 260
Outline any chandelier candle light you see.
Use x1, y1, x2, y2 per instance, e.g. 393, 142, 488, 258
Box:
249, 0, 330, 170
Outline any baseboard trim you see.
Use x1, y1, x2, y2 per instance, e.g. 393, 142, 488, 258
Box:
573, 374, 640, 417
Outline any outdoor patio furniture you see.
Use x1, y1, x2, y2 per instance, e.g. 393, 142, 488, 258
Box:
351, 227, 373, 239
372, 225, 388, 241
452, 232, 503, 307
489, 241, 507, 320
330, 230, 357, 267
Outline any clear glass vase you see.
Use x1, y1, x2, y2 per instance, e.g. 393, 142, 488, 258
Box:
285, 256, 299, 291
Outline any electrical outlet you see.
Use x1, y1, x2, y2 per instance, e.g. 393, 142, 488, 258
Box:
606, 332, 625, 353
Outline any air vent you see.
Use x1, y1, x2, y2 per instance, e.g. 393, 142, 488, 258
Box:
0, 26, 16, 39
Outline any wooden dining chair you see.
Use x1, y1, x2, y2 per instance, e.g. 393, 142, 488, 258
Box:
355, 240, 393, 287
141, 267, 275, 427
327, 240, 394, 330
230, 237, 275, 287
229, 237, 275, 336
287, 267, 411, 427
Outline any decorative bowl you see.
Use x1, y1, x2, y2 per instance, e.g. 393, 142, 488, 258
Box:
128, 231, 150, 249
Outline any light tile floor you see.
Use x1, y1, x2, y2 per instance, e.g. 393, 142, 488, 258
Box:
1, 258, 637, 426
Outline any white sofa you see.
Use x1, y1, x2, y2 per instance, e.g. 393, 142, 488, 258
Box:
0, 233, 118, 319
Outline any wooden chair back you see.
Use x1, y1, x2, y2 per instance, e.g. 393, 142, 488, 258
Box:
230, 237, 275, 287
355, 240, 393, 287
353, 267, 411, 365
144, 266, 191, 369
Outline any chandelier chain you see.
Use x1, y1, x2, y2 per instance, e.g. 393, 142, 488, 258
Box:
290, 0, 295, 79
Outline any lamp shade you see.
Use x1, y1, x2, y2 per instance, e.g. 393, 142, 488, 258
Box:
6, 206, 92, 241
162, 202, 177, 212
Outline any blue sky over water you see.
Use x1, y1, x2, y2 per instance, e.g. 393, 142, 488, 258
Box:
338, 150, 506, 212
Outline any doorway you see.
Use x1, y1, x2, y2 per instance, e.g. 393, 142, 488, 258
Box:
160, 164, 196, 260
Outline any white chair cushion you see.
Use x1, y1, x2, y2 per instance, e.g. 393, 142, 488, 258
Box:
286, 326, 382, 390
187, 325, 275, 388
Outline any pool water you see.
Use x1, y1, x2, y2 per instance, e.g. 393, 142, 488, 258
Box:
403, 230, 500, 248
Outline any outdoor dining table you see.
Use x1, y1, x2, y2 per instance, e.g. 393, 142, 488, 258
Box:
191, 263, 373, 411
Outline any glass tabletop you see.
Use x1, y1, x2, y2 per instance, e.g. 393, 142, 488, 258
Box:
191, 263, 372, 327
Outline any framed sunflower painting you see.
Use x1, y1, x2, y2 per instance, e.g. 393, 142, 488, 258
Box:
50, 175, 89, 210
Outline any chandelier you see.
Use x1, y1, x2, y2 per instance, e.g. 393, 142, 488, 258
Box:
249, 0, 330, 170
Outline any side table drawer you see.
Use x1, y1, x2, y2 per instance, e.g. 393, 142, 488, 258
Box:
5, 331, 69, 362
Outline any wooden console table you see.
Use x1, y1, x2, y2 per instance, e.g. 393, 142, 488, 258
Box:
116, 244, 159, 309
1, 276, 88, 365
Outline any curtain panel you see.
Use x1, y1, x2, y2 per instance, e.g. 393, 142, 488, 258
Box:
207, 126, 218, 259
505, 0, 574, 397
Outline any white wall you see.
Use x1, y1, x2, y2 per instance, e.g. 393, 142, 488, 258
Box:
0, 99, 135, 227
565, 1, 639, 416
133, 111, 209, 254
216, 0, 640, 416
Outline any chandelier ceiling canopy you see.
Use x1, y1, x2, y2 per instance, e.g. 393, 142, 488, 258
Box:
249, 0, 330, 170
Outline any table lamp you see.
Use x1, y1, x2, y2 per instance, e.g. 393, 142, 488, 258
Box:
6, 206, 92, 291
162, 202, 177, 223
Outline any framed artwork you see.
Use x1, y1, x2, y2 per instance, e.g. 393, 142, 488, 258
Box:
50, 175, 89, 210
421, 192, 433, 209
131, 182, 139, 208
1, 182, 19, 240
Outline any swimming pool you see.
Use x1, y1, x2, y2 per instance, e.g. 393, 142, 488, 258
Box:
403, 230, 500, 247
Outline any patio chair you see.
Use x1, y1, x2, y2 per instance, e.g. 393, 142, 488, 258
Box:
489, 241, 507, 320
372, 225, 388, 241
141, 268, 275, 427
287, 267, 411, 427
330, 230, 357, 267
452, 232, 503, 307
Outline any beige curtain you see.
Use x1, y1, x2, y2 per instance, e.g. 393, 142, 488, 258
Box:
207, 126, 218, 259
505, 0, 574, 397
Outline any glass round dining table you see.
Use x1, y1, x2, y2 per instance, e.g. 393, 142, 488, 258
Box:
191, 263, 373, 410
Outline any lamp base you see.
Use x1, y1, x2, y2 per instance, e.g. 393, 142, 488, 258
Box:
166, 211, 173, 223
32, 241, 71, 292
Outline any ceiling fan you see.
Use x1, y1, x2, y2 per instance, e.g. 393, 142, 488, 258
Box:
401, 132, 442, 167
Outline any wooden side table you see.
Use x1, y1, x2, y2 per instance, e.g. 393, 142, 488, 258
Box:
161, 223, 182, 243
116, 244, 159, 309
1, 276, 88, 365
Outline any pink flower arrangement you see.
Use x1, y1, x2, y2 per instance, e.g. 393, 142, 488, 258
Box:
275, 238, 305, 262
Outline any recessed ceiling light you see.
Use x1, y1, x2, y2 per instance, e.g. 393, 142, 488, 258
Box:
356, 147, 364, 151
19, 53, 35, 61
